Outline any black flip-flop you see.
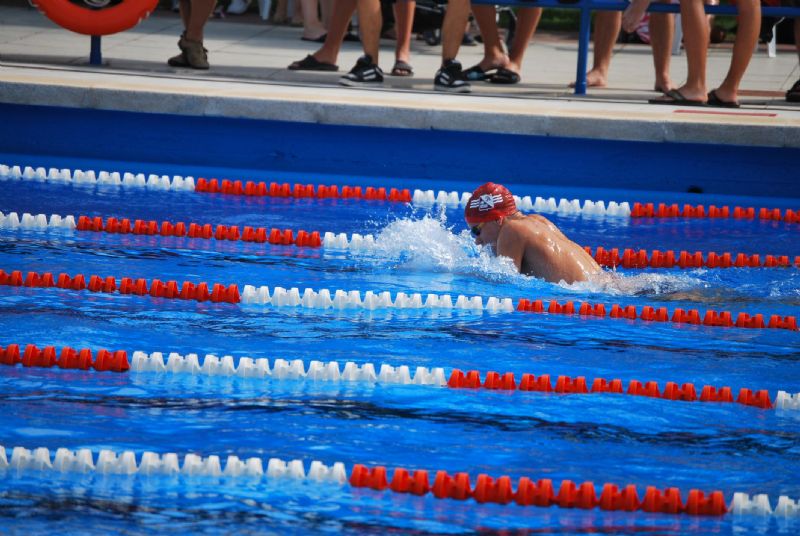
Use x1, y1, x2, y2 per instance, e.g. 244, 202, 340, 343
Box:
707, 89, 740, 108
489, 67, 521, 85
301, 34, 327, 43
462, 64, 496, 81
288, 54, 338, 72
787, 79, 800, 102
648, 89, 706, 106
390, 60, 414, 77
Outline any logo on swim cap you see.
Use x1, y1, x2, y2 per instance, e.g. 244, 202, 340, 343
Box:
469, 194, 505, 212
464, 183, 516, 224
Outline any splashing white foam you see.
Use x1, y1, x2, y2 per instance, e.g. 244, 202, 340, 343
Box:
357, 215, 705, 295
358, 215, 521, 281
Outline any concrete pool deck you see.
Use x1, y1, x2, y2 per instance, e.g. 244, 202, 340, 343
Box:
1, 3, 799, 148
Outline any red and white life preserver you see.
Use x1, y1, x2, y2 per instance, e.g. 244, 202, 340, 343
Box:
33, 0, 159, 36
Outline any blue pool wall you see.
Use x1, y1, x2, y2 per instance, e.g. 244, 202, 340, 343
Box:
2, 103, 798, 199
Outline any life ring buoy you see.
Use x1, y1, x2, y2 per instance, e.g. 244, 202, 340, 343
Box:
33, 0, 159, 36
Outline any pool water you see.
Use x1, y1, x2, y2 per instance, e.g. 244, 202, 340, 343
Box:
1, 167, 799, 535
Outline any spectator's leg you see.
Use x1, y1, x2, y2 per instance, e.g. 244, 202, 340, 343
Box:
442, 0, 471, 62
649, 2, 674, 92
573, 11, 620, 88
711, 0, 759, 103
358, 0, 382, 62
471, 5, 507, 71
676, 0, 709, 101
394, 0, 415, 66
622, 0, 651, 33
506, 7, 542, 73
185, 0, 216, 42
320, 0, 333, 27
179, 0, 190, 28
290, 0, 355, 67
301, 0, 328, 40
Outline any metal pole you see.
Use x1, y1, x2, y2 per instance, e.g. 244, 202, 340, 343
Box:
574, 1, 593, 95
90, 35, 102, 65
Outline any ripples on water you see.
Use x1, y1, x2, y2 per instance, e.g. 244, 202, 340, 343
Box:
2, 184, 800, 534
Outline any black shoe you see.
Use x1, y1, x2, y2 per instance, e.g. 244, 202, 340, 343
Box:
339, 55, 384, 87
434, 60, 471, 93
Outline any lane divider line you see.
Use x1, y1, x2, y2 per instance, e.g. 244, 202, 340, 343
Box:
516, 298, 798, 332
0, 269, 513, 312
585, 247, 800, 270
4, 211, 800, 268
0, 444, 346, 482
4, 163, 797, 224
2, 445, 797, 517
0, 211, 373, 251
0, 268, 796, 329
3, 345, 798, 412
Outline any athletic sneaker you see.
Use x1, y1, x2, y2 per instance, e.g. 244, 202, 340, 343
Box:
434, 60, 471, 93
339, 55, 383, 87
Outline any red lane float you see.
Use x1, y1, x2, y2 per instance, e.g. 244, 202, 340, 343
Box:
349, 464, 727, 515
75, 215, 322, 248
33, 0, 159, 36
630, 202, 800, 223
516, 298, 798, 332
195, 178, 412, 203
585, 247, 799, 270
0, 269, 240, 304
447, 369, 774, 409
0, 343, 128, 372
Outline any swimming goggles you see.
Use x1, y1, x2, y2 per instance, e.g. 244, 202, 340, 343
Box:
470, 222, 486, 237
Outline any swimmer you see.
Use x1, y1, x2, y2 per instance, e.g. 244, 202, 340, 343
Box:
465, 183, 603, 284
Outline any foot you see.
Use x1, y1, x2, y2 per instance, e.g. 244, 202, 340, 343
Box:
622, 0, 651, 33
787, 78, 800, 102
569, 68, 607, 88
654, 78, 674, 94
709, 86, 738, 105
339, 55, 384, 87
391, 58, 413, 77
434, 59, 471, 93
180, 37, 209, 69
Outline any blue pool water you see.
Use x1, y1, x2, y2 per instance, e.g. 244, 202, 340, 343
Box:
1, 164, 799, 535
1, 92, 800, 536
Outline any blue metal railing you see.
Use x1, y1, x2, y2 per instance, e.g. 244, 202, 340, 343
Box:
470, 0, 800, 94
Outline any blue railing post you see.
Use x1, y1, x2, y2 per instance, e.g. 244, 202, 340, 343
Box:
574, 1, 593, 95
90, 35, 102, 66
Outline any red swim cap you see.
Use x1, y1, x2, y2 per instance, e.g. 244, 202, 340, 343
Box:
464, 182, 517, 224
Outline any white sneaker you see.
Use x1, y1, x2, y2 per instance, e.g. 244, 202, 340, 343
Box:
227, 0, 251, 15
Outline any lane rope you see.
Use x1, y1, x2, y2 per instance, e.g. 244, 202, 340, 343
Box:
0, 269, 796, 330
3, 345, 798, 412
1, 444, 797, 518
4, 211, 799, 268
4, 163, 797, 223
0, 444, 346, 482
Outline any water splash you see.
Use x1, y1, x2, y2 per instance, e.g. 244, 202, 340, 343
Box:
356, 216, 707, 296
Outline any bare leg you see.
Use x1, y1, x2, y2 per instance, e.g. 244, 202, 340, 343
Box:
293, 0, 355, 66
179, 0, 190, 28
571, 11, 620, 88
712, 0, 759, 103
185, 0, 216, 41
320, 0, 333, 27
676, 0, 709, 102
394, 0, 415, 65
357, 0, 382, 62
301, 0, 327, 39
622, 0, 651, 33
442, 0, 471, 62
506, 7, 541, 72
649, 4, 674, 92
471, 4, 508, 70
